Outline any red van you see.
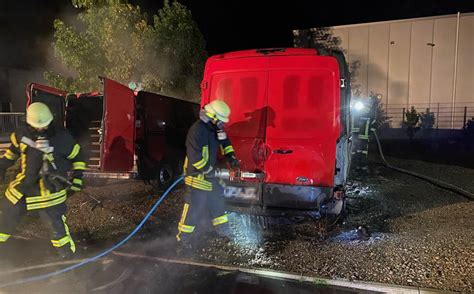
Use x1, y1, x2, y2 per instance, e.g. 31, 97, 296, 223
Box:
26, 77, 199, 189
201, 48, 351, 218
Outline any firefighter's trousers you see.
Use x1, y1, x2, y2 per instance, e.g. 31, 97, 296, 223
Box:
176, 181, 231, 243
351, 136, 370, 173
352, 136, 369, 156
0, 197, 76, 255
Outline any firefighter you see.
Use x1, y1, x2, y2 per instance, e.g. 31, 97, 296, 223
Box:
351, 97, 377, 172
0, 102, 86, 258
176, 100, 239, 249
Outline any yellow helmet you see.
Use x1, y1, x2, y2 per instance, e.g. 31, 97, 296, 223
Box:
204, 100, 231, 123
26, 102, 53, 129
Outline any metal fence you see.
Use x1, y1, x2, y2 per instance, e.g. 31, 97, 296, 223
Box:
385, 102, 474, 129
0, 112, 24, 137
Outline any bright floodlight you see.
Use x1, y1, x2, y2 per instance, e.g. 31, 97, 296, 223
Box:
354, 101, 365, 111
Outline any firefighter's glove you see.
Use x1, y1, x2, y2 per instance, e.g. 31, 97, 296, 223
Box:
70, 178, 83, 192
229, 155, 240, 168
218, 179, 227, 188
202, 165, 214, 175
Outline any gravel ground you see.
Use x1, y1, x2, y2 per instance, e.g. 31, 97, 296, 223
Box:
191, 162, 473, 293
1, 158, 473, 292
384, 156, 474, 193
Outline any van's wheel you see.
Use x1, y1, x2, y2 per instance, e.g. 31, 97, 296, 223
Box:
325, 197, 346, 216
321, 191, 347, 229
150, 161, 175, 191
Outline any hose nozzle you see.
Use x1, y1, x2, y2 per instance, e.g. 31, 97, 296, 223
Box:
212, 168, 263, 181
213, 168, 233, 180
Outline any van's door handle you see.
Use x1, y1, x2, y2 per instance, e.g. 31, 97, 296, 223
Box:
273, 149, 293, 154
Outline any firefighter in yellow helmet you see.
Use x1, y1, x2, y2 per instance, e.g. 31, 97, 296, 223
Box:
351, 96, 377, 174
176, 100, 239, 250
0, 102, 86, 258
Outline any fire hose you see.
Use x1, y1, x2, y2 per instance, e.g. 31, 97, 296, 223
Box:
0, 175, 184, 288
373, 132, 474, 201
0, 168, 249, 288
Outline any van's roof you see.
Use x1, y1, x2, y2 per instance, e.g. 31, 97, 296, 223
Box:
208, 48, 318, 61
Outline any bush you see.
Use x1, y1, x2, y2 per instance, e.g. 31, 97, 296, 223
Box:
464, 117, 474, 137
402, 106, 420, 139
419, 108, 435, 129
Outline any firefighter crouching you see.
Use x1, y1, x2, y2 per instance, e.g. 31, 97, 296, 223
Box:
0, 102, 86, 258
176, 100, 240, 248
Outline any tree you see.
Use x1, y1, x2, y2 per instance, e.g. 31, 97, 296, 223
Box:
296, 27, 342, 52
45, 0, 207, 101
71, 0, 113, 8
369, 93, 390, 129
294, 27, 361, 98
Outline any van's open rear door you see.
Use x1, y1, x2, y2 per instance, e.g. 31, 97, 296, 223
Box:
27, 83, 67, 129
100, 77, 135, 172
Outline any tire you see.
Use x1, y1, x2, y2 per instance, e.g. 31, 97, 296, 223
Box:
321, 195, 346, 217
150, 161, 175, 191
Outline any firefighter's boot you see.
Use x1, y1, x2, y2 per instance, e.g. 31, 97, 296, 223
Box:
56, 246, 75, 259
175, 241, 195, 258
214, 222, 234, 244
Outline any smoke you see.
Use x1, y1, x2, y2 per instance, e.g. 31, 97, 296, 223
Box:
36, 2, 204, 101
43, 8, 81, 80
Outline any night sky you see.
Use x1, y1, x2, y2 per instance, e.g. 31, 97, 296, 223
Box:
1, 0, 474, 69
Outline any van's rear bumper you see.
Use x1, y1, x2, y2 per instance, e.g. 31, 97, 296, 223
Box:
223, 182, 332, 211
263, 183, 332, 210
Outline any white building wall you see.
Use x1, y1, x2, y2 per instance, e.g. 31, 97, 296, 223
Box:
368, 24, 389, 104
328, 13, 474, 128
347, 26, 369, 98
456, 15, 474, 104
430, 17, 457, 105
409, 20, 434, 106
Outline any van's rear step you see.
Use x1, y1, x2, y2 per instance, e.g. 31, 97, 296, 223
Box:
226, 205, 323, 221
223, 181, 332, 211
82, 171, 138, 179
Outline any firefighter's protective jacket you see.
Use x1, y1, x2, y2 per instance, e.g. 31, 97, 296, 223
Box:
0, 125, 86, 210
183, 120, 236, 191
352, 99, 377, 141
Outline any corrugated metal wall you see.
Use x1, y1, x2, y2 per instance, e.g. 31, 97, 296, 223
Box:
329, 13, 474, 128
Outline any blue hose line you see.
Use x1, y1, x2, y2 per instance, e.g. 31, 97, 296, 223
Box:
0, 176, 184, 289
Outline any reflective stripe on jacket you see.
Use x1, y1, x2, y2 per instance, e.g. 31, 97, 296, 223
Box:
183, 120, 236, 191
